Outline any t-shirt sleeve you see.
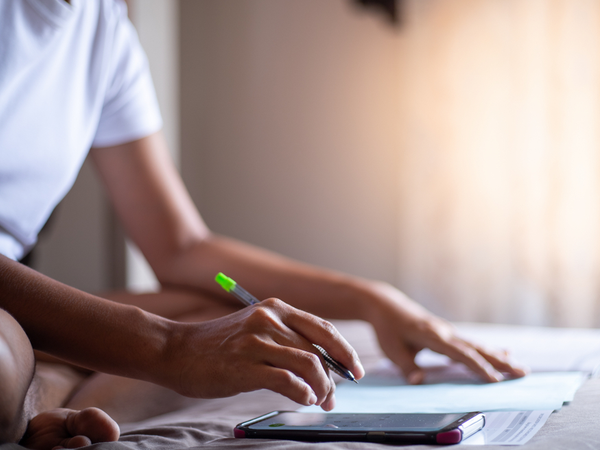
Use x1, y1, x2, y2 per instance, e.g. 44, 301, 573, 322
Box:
91, 0, 162, 148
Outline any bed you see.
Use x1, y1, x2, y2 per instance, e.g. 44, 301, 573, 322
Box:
7, 321, 600, 450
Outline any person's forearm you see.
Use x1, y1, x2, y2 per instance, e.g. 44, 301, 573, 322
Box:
90, 134, 379, 322
0, 255, 365, 405
151, 233, 382, 321
0, 255, 174, 386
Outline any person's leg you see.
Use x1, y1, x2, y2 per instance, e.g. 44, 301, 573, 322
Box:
0, 308, 119, 448
0, 308, 35, 443
19, 407, 119, 450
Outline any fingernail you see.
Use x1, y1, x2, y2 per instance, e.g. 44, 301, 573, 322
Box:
308, 393, 318, 405
322, 396, 336, 412
492, 372, 505, 382
513, 366, 530, 377
356, 361, 365, 378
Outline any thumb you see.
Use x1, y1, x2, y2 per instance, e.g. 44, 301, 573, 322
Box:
390, 346, 424, 385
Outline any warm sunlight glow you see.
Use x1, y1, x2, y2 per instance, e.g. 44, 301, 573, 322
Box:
396, 0, 600, 327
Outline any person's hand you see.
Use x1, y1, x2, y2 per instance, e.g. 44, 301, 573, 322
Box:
163, 298, 364, 411
366, 282, 528, 384
20, 408, 119, 450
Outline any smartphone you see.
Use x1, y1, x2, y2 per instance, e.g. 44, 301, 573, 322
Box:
234, 411, 485, 444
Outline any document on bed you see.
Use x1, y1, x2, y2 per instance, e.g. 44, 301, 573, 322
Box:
460, 410, 553, 446
302, 369, 585, 413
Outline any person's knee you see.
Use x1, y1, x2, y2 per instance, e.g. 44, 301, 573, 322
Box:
0, 308, 35, 443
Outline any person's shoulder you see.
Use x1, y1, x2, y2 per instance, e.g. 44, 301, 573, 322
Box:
95, 0, 129, 24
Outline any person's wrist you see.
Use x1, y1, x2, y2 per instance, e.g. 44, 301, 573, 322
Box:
354, 279, 429, 327
129, 308, 181, 390
340, 278, 392, 324
155, 319, 211, 397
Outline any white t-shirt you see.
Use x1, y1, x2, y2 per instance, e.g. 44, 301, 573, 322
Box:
0, 0, 162, 260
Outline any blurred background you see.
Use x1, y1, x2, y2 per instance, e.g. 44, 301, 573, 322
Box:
30, 0, 600, 328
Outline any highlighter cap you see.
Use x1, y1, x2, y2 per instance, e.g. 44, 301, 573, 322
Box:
215, 272, 236, 292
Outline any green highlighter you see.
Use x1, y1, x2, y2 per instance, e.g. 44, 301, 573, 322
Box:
215, 272, 358, 384
215, 272, 261, 306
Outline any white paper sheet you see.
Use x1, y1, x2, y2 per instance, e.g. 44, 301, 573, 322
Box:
302, 371, 585, 414
460, 410, 553, 446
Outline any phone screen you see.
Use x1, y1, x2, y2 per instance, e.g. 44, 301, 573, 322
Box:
247, 412, 468, 432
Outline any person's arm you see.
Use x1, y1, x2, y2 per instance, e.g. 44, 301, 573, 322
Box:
0, 253, 361, 410
0, 255, 172, 384
91, 131, 527, 384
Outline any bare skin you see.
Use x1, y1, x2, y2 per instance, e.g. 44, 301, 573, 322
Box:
65, 289, 244, 423
30, 287, 336, 424
12, 289, 331, 447
0, 308, 118, 449
0, 308, 34, 444
19, 408, 119, 450
13, 288, 336, 447
88, 132, 526, 384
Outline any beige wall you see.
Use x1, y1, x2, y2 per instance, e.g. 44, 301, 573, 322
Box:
395, 0, 600, 327
180, 0, 600, 327
180, 0, 402, 284
31, 159, 116, 293
31, 0, 600, 328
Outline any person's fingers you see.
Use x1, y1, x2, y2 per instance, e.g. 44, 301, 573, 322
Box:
269, 299, 364, 380
430, 338, 504, 382
241, 301, 339, 408
471, 344, 529, 378
262, 366, 320, 406
262, 320, 342, 406
407, 317, 529, 381
388, 345, 425, 384
236, 301, 333, 404
320, 372, 337, 411
262, 343, 332, 404
264, 315, 331, 370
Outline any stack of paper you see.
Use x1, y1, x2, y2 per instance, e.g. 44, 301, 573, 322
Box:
462, 411, 552, 446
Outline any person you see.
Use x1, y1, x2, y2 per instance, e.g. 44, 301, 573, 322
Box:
0, 0, 527, 448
